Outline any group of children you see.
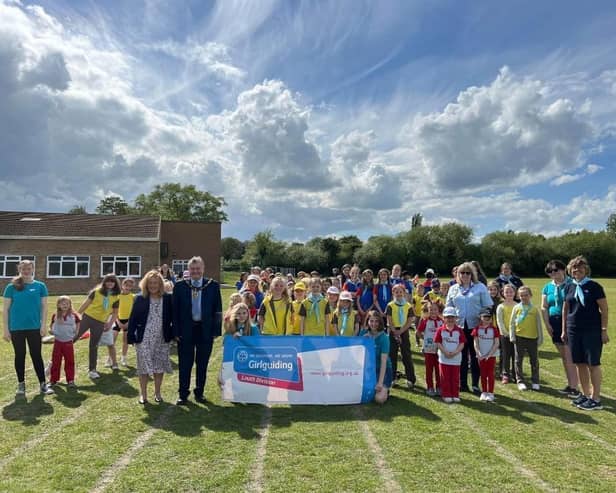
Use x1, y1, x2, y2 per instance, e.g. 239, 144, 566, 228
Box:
45, 277, 136, 387
230, 265, 544, 405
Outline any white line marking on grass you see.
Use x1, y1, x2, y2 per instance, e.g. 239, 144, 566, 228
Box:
499, 385, 616, 453
245, 406, 272, 493
0, 392, 107, 471
352, 407, 403, 493
90, 405, 176, 493
452, 407, 558, 493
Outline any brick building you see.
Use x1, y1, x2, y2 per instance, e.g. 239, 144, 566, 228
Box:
0, 211, 221, 294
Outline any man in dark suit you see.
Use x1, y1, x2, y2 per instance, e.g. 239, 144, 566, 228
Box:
172, 256, 222, 405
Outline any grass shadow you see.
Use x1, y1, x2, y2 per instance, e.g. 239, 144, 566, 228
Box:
76, 372, 139, 398
51, 385, 88, 409
2, 394, 54, 425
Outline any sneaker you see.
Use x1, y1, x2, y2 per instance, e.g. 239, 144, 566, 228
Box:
426, 388, 435, 397
104, 358, 112, 368
67, 381, 76, 388
111, 364, 119, 371
480, 392, 487, 401
501, 375, 509, 384
16, 382, 26, 395
442, 397, 453, 403
531, 383, 540, 391
558, 385, 573, 394
406, 381, 415, 390
577, 398, 603, 411
517, 382, 527, 391
435, 388, 441, 396
88, 370, 100, 379
571, 394, 589, 407
487, 393, 495, 402
568, 388, 581, 398
472, 385, 481, 394
120, 356, 127, 367
452, 397, 461, 403
40, 383, 55, 395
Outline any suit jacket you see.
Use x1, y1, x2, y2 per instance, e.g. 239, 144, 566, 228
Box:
127, 294, 173, 344
172, 278, 222, 343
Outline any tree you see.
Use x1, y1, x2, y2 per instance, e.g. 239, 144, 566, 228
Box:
68, 205, 87, 214
221, 237, 245, 260
133, 183, 228, 222
96, 196, 131, 215
411, 213, 423, 229
337, 235, 363, 265
241, 230, 287, 267
607, 213, 616, 237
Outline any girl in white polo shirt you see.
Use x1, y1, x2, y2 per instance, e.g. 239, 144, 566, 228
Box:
472, 308, 501, 402
435, 306, 466, 403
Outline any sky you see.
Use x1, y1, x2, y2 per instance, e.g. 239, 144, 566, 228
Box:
1, 0, 615, 241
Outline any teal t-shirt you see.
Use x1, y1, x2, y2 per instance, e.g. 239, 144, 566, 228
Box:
359, 329, 392, 373
3, 281, 48, 331
542, 279, 571, 317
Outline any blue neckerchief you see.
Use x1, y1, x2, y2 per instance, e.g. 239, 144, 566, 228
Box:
339, 308, 350, 335
460, 282, 473, 296
237, 324, 245, 336
553, 277, 570, 309
308, 293, 323, 323
498, 274, 512, 283
516, 302, 532, 325
394, 299, 406, 326
381, 283, 388, 300
102, 291, 110, 311
572, 277, 590, 307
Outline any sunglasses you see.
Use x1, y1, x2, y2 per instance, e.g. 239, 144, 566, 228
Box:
547, 268, 561, 273
481, 315, 492, 319
459, 271, 471, 275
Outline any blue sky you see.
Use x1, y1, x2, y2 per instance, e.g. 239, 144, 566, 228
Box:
1, 0, 615, 241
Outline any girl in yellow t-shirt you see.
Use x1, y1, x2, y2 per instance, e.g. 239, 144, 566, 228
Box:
112, 277, 136, 367
287, 282, 306, 335
299, 278, 330, 336
496, 284, 516, 384
76, 274, 120, 379
258, 277, 291, 335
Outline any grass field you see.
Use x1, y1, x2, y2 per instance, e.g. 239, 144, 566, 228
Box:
1, 278, 615, 492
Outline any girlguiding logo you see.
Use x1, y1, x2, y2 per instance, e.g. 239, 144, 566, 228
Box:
233, 346, 304, 391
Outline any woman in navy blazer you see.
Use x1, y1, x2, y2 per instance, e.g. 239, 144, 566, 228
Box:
128, 271, 173, 404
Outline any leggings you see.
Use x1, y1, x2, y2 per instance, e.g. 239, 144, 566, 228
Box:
11, 329, 46, 383
74, 314, 105, 371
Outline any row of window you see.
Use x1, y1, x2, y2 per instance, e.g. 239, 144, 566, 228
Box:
0, 255, 192, 279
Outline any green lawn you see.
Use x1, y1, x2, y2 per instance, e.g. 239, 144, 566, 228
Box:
1, 279, 615, 492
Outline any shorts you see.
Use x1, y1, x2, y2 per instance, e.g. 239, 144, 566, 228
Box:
113, 319, 129, 332
549, 315, 564, 345
568, 329, 602, 366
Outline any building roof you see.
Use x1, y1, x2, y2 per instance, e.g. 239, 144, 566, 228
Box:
0, 211, 160, 241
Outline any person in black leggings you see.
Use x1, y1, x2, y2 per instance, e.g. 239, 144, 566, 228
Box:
3, 260, 54, 395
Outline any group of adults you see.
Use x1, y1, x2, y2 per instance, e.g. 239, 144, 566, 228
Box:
2, 254, 608, 408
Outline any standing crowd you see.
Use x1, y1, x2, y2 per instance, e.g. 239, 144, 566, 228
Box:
2, 256, 609, 410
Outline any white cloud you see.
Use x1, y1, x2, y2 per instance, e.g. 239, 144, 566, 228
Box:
586, 163, 602, 174
551, 174, 584, 186
406, 67, 594, 192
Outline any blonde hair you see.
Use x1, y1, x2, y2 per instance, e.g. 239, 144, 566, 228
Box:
309, 277, 322, 288
456, 262, 478, 284
139, 270, 165, 298
228, 302, 255, 335
567, 255, 591, 276
229, 293, 242, 307
56, 295, 75, 318
163, 280, 174, 293
267, 277, 290, 303
518, 286, 532, 297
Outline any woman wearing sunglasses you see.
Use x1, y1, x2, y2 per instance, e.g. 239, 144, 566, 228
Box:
445, 262, 493, 393
541, 260, 578, 397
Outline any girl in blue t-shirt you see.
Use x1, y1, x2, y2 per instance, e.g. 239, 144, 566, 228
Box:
360, 310, 393, 404
356, 269, 375, 324
373, 268, 393, 319
2, 260, 54, 395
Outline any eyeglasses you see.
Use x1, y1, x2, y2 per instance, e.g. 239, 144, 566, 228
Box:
459, 271, 471, 275
547, 268, 561, 273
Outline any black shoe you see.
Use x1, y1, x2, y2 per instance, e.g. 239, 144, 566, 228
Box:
460, 386, 470, 393
558, 386, 574, 395
138, 397, 148, 405
154, 395, 163, 403
194, 395, 207, 404
176, 398, 189, 406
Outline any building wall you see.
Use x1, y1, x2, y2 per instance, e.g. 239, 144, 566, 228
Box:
0, 239, 160, 294
160, 221, 221, 281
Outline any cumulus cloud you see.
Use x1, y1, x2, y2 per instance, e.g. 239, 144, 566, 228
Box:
407, 67, 594, 192
586, 163, 602, 174
551, 174, 584, 186
223, 80, 334, 190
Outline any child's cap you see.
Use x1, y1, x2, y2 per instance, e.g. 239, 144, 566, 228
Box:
431, 278, 441, 288
442, 307, 457, 317
326, 286, 340, 295
479, 307, 493, 318
339, 291, 353, 302
247, 274, 260, 282
293, 282, 306, 291
425, 268, 435, 276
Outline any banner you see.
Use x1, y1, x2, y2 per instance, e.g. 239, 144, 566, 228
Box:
221, 336, 376, 405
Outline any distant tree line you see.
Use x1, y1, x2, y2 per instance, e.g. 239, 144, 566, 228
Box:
223, 218, 616, 277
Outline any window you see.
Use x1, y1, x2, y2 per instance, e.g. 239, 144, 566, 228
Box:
0, 255, 35, 278
172, 259, 189, 276
47, 256, 90, 278
101, 256, 141, 278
